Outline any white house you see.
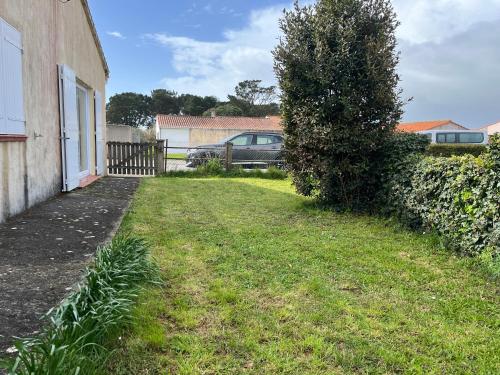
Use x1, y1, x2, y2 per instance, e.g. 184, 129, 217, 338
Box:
0, 0, 108, 222
156, 115, 283, 151
397, 120, 488, 144
480, 121, 500, 136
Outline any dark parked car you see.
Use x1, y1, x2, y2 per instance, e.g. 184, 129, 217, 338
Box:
186, 132, 284, 168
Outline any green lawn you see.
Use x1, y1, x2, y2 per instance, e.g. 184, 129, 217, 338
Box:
110, 177, 499, 374
166, 153, 187, 160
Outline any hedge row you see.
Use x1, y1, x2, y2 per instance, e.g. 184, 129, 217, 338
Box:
382, 134, 499, 257
426, 144, 487, 157
8, 237, 160, 375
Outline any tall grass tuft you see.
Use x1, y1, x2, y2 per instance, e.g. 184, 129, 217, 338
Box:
8, 237, 160, 375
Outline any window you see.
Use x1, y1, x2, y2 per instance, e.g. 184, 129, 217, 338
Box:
437, 133, 457, 144
458, 133, 484, 144
436, 132, 485, 144
256, 135, 277, 145
422, 133, 432, 141
231, 134, 253, 146
0, 18, 25, 135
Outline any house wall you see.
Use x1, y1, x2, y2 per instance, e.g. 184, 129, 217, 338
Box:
484, 123, 500, 135
189, 129, 245, 147
160, 129, 190, 150
0, 0, 106, 222
107, 125, 133, 143
431, 124, 465, 131
56, 0, 106, 178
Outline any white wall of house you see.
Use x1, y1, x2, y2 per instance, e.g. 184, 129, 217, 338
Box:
159, 128, 190, 152
483, 122, 500, 135
0, 0, 107, 222
431, 123, 466, 131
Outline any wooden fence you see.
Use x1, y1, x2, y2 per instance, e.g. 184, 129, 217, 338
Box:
107, 140, 165, 176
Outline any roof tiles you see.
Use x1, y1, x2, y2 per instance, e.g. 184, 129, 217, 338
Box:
156, 115, 282, 131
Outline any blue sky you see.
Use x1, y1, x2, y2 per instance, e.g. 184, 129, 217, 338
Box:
88, 0, 283, 98
88, 0, 500, 128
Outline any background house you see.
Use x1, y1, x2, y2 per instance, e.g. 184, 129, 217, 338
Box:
397, 120, 467, 133
156, 115, 282, 149
397, 120, 489, 144
0, 0, 108, 222
480, 121, 500, 135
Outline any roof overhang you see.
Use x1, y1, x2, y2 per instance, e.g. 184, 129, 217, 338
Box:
81, 0, 109, 79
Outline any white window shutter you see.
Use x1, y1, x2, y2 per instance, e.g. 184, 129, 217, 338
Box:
59, 64, 80, 191
94, 90, 105, 175
1, 20, 24, 134
0, 22, 4, 133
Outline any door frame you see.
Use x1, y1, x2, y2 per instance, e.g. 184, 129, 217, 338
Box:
76, 83, 91, 179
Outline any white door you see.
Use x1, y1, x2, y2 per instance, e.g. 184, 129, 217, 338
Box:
58, 65, 80, 192
94, 90, 105, 175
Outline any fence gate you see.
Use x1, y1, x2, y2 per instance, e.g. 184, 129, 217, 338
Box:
107, 141, 165, 176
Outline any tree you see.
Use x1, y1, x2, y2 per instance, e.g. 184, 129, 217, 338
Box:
228, 80, 280, 117
151, 89, 180, 115
203, 104, 243, 117
274, 0, 403, 209
106, 92, 153, 128
179, 94, 218, 116
234, 80, 277, 106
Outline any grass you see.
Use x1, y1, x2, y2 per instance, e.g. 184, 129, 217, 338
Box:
108, 178, 499, 374
166, 153, 187, 160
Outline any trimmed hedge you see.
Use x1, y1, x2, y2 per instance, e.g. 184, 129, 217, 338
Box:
427, 144, 487, 157
8, 237, 160, 375
383, 134, 499, 257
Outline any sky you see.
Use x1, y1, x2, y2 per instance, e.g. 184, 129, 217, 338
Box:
88, 0, 500, 128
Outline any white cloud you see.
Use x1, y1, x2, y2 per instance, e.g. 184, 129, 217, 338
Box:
149, 1, 500, 126
107, 31, 125, 39
146, 5, 284, 99
393, 0, 500, 44
400, 20, 500, 127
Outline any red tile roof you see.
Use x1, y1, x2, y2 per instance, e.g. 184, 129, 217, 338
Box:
397, 120, 466, 132
156, 115, 283, 131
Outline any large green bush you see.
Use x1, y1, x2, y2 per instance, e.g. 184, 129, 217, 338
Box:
273, 0, 403, 209
376, 132, 430, 223
385, 134, 500, 257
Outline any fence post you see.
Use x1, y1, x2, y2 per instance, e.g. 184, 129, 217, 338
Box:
156, 140, 166, 175
164, 139, 168, 172
225, 142, 233, 171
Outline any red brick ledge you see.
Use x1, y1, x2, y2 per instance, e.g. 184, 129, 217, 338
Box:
79, 175, 101, 188
0, 135, 28, 142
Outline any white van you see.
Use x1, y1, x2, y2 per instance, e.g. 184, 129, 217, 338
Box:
418, 130, 489, 145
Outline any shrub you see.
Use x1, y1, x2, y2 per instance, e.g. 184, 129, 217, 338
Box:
273, 0, 403, 210
9, 237, 160, 375
160, 164, 288, 180
384, 134, 500, 257
198, 157, 224, 174
376, 132, 430, 223
427, 144, 486, 157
